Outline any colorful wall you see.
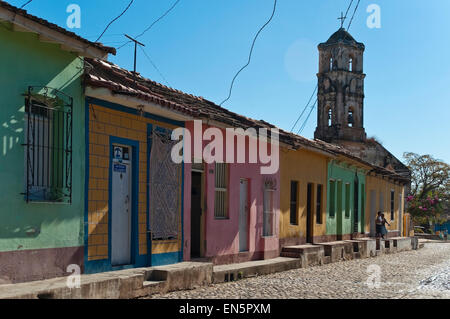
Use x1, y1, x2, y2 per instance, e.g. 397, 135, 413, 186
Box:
84, 97, 184, 274
0, 25, 85, 283
365, 174, 405, 237
183, 121, 280, 264
279, 146, 329, 246
326, 159, 367, 241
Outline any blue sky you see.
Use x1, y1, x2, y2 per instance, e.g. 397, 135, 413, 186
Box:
9, 0, 450, 163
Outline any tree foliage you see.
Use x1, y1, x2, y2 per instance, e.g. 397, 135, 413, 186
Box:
403, 152, 450, 223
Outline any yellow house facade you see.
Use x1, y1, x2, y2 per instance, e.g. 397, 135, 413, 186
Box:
279, 144, 332, 247
365, 172, 407, 238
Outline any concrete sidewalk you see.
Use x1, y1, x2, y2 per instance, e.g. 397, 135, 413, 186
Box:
0, 237, 423, 299
0, 262, 213, 299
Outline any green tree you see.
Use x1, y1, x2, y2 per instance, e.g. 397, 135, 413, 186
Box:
403, 152, 450, 226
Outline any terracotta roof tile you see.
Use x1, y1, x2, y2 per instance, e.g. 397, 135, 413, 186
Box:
85, 57, 409, 184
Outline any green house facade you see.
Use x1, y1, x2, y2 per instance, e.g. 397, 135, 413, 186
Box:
0, 2, 113, 283
326, 159, 368, 241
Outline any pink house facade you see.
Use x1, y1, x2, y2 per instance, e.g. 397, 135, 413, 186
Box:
183, 120, 280, 265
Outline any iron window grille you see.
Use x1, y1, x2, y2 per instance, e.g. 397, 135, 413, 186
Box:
263, 178, 277, 237
214, 163, 228, 219
22, 86, 73, 203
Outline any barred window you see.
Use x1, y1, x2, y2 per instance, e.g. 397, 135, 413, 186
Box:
263, 187, 275, 237
391, 190, 395, 221
23, 87, 73, 203
214, 163, 228, 219
290, 181, 299, 225
345, 183, 351, 218
316, 184, 323, 224
329, 180, 336, 217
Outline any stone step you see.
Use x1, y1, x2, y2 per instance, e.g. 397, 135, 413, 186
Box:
280, 251, 302, 258
213, 257, 301, 284
142, 280, 164, 288
282, 244, 322, 254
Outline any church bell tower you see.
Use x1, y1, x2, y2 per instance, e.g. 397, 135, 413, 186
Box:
314, 28, 367, 143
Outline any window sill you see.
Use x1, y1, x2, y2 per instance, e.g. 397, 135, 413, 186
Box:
25, 200, 71, 205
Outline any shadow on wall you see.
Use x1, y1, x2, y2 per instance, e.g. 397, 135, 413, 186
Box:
0, 66, 83, 243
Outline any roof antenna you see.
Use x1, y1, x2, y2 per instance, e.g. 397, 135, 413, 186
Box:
124, 34, 145, 78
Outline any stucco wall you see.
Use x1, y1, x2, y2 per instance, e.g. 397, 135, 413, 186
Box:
279, 147, 329, 245
183, 121, 280, 264
85, 100, 183, 273
0, 27, 85, 253
365, 174, 405, 236
326, 161, 366, 237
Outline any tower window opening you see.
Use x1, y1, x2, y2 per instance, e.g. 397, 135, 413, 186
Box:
328, 108, 332, 127
349, 58, 353, 72
330, 58, 333, 71
348, 108, 355, 127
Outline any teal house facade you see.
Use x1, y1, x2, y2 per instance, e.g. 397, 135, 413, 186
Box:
326, 156, 368, 241
0, 2, 114, 283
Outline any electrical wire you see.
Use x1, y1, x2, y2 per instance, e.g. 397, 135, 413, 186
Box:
290, 85, 317, 132
292, 0, 362, 136
347, 0, 361, 31
139, 45, 171, 87
341, 0, 354, 27
116, 0, 182, 50
219, 0, 278, 106
135, 0, 181, 39
20, 0, 32, 9
297, 99, 317, 135
95, 0, 135, 43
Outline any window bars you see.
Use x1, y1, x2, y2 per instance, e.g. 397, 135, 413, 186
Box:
23, 86, 73, 203
214, 163, 228, 219
263, 178, 277, 237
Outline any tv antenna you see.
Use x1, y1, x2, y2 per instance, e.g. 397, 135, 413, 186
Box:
124, 34, 145, 75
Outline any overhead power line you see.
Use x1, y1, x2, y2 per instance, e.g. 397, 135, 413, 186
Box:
219, 0, 278, 106
298, 99, 317, 135
343, 0, 354, 23
290, 85, 317, 132
347, 0, 361, 31
292, 0, 363, 137
20, 0, 32, 9
135, 0, 181, 39
139, 45, 171, 87
117, 0, 182, 50
95, 0, 135, 43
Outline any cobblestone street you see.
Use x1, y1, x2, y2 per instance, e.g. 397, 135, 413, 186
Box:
149, 243, 450, 299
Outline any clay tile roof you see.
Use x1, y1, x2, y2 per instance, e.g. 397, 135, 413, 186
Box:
0, 0, 116, 55
85, 57, 335, 153
85, 57, 409, 185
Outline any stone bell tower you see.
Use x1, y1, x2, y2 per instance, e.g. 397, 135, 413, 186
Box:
314, 28, 367, 143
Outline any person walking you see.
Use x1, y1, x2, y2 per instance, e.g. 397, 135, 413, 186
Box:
375, 212, 383, 238
381, 213, 391, 239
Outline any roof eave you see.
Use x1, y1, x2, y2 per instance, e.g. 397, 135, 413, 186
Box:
0, 6, 114, 59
